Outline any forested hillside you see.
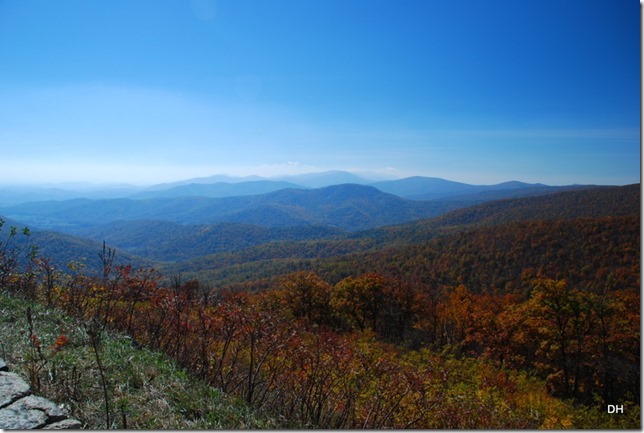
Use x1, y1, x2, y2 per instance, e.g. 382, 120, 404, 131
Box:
163, 184, 639, 288
71, 221, 344, 262
351, 183, 639, 245
314, 216, 640, 292
0, 183, 639, 428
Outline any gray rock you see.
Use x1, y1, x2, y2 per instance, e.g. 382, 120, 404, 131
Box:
0, 364, 81, 429
0, 395, 67, 429
0, 372, 30, 408
0, 404, 47, 429
0, 358, 7, 372
43, 418, 83, 429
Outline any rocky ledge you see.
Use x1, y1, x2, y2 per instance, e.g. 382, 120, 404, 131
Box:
0, 359, 82, 429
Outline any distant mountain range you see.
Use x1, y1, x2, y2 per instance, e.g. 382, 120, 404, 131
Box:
130, 180, 304, 199
272, 171, 372, 188
0, 171, 606, 236
0, 183, 638, 275
372, 177, 553, 200
0, 184, 467, 232
0, 170, 601, 205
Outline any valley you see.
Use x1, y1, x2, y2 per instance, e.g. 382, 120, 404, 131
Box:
0, 174, 639, 429
0, 178, 635, 288
0, 173, 597, 255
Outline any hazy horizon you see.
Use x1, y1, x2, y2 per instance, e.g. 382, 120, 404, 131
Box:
0, 0, 639, 187
0, 168, 636, 191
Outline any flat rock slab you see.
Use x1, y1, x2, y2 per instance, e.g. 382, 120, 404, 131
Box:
0, 395, 67, 429
0, 371, 31, 408
0, 371, 81, 429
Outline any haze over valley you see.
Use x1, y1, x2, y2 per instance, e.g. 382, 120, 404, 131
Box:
0, 171, 636, 273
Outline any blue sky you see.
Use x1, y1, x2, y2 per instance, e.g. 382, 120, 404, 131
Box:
0, 0, 639, 186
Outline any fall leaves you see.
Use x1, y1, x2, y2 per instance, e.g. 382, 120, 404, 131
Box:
29, 264, 638, 428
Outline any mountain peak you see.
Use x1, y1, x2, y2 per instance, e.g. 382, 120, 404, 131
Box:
270, 171, 372, 188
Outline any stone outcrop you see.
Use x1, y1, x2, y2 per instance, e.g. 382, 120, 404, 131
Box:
0, 360, 81, 429
0, 372, 30, 408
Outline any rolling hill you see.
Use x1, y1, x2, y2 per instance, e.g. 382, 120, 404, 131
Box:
349, 183, 640, 245
368, 176, 575, 200
0, 171, 595, 205
131, 180, 306, 199
1, 183, 637, 285
161, 183, 640, 288
0, 184, 470, 232
70, 221, 345, 262
0, 216, 152, 272
163, 214, 639, 294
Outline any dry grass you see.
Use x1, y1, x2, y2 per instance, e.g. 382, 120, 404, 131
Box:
0, 290, 279, 429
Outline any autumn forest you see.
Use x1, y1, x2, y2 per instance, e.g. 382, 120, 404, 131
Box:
0, 181, 639, 429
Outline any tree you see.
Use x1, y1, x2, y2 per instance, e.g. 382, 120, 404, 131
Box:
281, 271, 332, 325
330, 274, 389, 332
33, 256, 63, 307
439, 284, 476, 351
524, 278, 595, 399
0, 219, 36, 291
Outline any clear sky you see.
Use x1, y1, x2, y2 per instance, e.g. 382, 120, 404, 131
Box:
0, 0, 640, 186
